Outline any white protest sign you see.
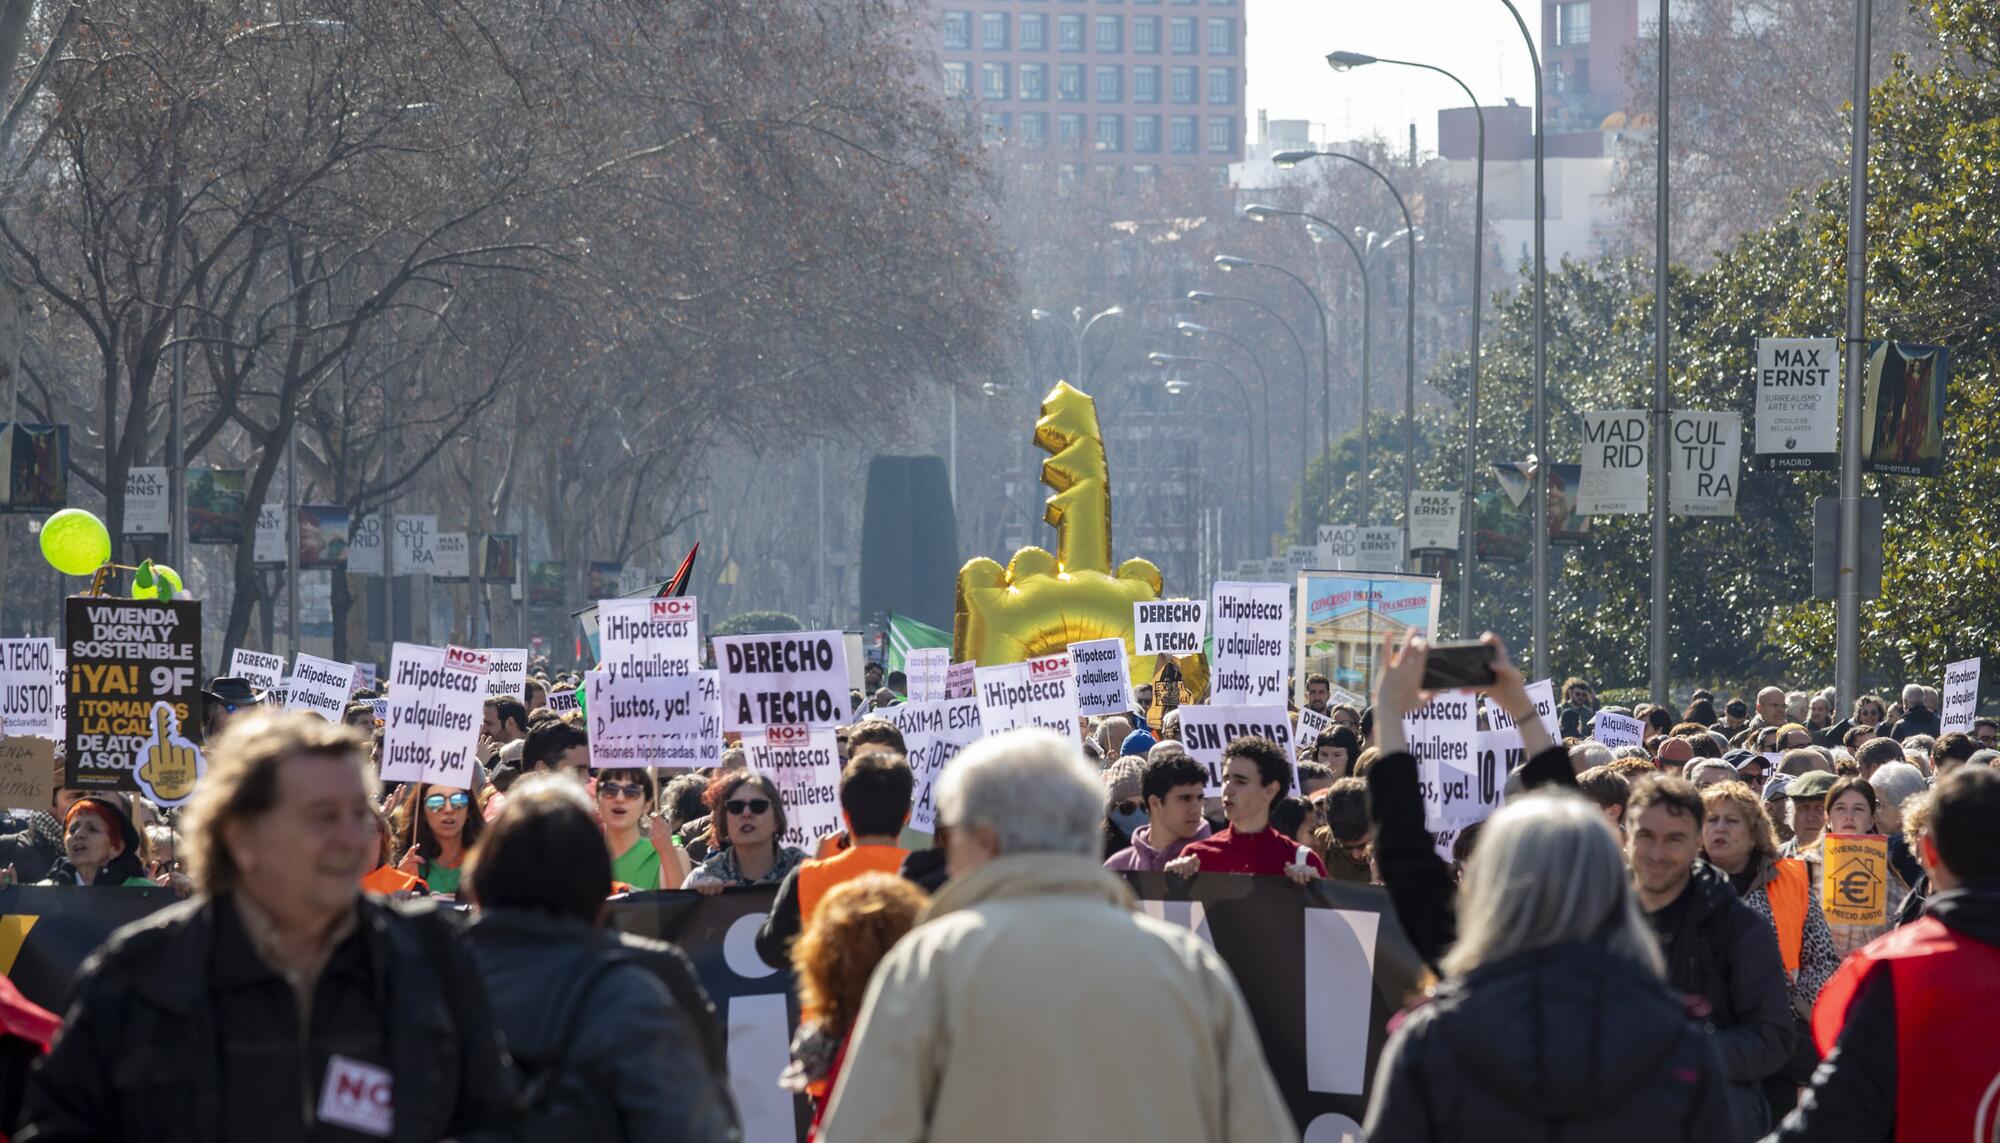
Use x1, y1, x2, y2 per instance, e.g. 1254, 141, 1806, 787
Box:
1407, 491, 1461, 555
1177, 704, 1294, 796
1357, 527, 1406, 572
1403, 691, 1480, 831
974, 652, 1081, 739
1578, 411, 1649, 514
123, 467, 170, 535
433, 532, 471, 581
597, 596, 700, 681
546, 686, 581, 716
740, 724, 843, 849
287, 653, 359, 722
1942, 656, 1982, 735
0, 639, 58, 740
1317, 524, 1360, 570
1592, 711, 1646, 749
1134, 599, 1205, 656
227, 648, 286, 693
390, 515, 439, 575
1454, 728, 1512, 829
1669, 412, 1741, 516
885, 697, 983, 833
586, 670, 722, 769
51, 651, 66, 742
1068, 638, 1132, 717
478, 648, 528, 700
1754, 337, 1838, 470
714, 630, 849, 731
1295, 706, 1331, 763
379, 642, 484, 788
945, 660, 977, 700
253, 505, 288, 565
1209, 581, 1290, 703
1482, 679, 1560, 742
904, 647, 950, 701
347, 515, 384, 576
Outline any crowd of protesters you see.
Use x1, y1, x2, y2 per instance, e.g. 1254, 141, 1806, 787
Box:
0, 639, 1992, 1142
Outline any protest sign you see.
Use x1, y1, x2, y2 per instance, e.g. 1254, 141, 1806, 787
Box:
904, 646, 950, 701
546, 686, 581, 715
0, 638, 57, 740
1402, 692, 1479, 831
1178, 704, 1293, 795
974, 652, 1082, 739
1068, 637, 1132, 717
1134, 599, 1205, 656
1210, 581, 1289, 704
1482, 679, 1559, 741
586, 670, 721, 770
353, 661, 377, 694
433, 532, 471, 582
714, 630, 849, 731
226, 648, 285, 693
391, 515, 439, 575
944, 660, 976, 700
51, 652, 65, 741
1862, 341, 1948, 478
123, 467, 169, 535
1357, 527, 1405, 572
885, 697, 983, 833
598, 597, 699, 681
347, 515, 384, 576
740, 724, 843, 849
1317, 524, 1360, 570
1754, 337, 1838, 470
1578, 411, 1649, 514
1592, 711, 1645, 749
1296, 570, 1439, 702
253, 504, 287, 566
1822, 833, 1889, 926
1669, 412, 1741, 516
1295, 706, 1330, 763
1941, 656, 1982, 734
379, 643, 484, 789
1407, 491, 1461, 555
0, 736, 53, 812
479, 648, 529, 700
286, 653, 358, 722
1463, 728, 1514, 821
65, 597, 202, 791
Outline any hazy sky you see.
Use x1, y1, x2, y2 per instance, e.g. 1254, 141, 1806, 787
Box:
1243, 0, 1544, 153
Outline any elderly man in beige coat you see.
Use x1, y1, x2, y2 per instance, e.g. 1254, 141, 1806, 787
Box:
818, 728, 1297, 1143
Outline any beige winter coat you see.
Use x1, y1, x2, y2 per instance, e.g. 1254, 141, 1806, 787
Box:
817, 851, 1298, 1143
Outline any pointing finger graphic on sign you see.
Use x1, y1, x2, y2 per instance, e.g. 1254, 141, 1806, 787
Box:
135, 702, 205, 807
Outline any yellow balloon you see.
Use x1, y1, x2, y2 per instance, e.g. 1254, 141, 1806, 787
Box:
39, 508, 111, 576
132, 563, 184, 600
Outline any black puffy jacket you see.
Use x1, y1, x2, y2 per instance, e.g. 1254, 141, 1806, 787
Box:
1364, 940, 1737, 1142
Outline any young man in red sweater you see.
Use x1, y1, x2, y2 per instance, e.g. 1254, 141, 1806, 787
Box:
1165, 736, 1326, 883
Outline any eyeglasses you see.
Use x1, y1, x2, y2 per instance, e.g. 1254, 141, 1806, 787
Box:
724, 798, 772, 816
598, 782, 648, 801
149, 858, 182, 876
423, 792, 471, 812
1112, 800, 1142, 817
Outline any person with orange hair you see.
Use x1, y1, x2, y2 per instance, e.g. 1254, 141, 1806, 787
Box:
39, 796, 151, 887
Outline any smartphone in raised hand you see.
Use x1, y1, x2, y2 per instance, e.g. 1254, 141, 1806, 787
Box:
1418, 641, 1498, 691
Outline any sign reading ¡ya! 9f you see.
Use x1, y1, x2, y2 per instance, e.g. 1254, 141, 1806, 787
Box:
64, 598, 203, 790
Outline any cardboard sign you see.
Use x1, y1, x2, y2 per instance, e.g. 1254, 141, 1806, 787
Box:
598, 597, 700, 681
1402, 691, 1479, 831
884, 697, 983, 833
904, 647, 950, 702
1592, 711, 1646, 749
740, 724, 843, 849
347, 515, 384, 576
1821, 833, 1888, 926
389, 515, 439, 575
64, 598, 203, 791
286, 653, 358, 722
1134, 599, 1205, 656
1209, 581, 1290, 704
227, 648, 286, 693
0, 638, 58, 740
586, 669, 721, 770
1068, 638, 1132, 718
1754, 337, 1838, 470
253, 504, 288, 566
478, 648, 529, 701
380, 643, 484, 789
0, 736, 53, 812
1669, 412, 1741, 516
714, 630, 849, 731
1407, 492, 1461, 555
974, 652, 1081, 739
1942, 656, 1981, 735
131, 701, 206, 807
123, 467, 170, 535
1578, 411, 1649, 515
433, 532, 472, 582
1177, 704, 1293, 796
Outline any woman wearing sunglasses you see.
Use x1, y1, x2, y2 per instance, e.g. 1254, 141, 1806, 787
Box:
393, 783, 484, 900
597, 766, 693, 891
683, 772, 803, 896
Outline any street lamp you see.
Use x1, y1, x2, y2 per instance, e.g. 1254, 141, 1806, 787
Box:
1211, 254, 1333, 471
1175, 318, 1275, 543
1186, 290, 1314, 533
1326, 49, 1488, 637
1029, 304, 1125, 385
1153, 353, 1258, 564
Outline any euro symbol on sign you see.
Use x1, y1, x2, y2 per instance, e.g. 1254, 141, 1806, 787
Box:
1838, 868, 1874, 906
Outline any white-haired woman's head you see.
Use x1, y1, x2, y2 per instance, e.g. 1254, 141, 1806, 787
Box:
936, 728, 1103, 876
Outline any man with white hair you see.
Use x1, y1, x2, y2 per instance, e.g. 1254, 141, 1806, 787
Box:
818, 729, 1294, 1143
1883, 683, 1941, 743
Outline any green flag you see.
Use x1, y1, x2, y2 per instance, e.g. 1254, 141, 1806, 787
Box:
886, 612, 951, 673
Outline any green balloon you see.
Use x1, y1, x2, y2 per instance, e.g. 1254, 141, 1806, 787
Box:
39, 509, 111, 576
133, 562, 184, 600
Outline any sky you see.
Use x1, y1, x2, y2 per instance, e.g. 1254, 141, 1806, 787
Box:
1243, 0, 1545, 154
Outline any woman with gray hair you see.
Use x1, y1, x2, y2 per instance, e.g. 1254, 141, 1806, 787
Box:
1364, 792, 1735, 1141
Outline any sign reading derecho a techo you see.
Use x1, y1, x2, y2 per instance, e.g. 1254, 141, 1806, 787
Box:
714, 630, 849, 731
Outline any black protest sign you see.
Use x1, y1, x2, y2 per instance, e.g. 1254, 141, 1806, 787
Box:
64, 597, 203, 791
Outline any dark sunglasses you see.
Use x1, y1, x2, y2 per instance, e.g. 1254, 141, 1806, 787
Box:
598, 781, 648, 801
423, 792, 471, 812
724, 797, 772, 816
149, 858, 182, 875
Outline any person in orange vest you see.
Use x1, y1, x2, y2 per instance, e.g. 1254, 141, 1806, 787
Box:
1769, 765, 2000, 1141
755, 750, 916, 969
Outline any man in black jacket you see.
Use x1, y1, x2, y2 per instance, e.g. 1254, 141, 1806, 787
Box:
1627, 775, 1796, 1137
19, 710, 520, 1143
1882, 683, 1941, 743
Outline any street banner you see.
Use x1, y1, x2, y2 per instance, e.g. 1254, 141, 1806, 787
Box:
884, 697, 983, 833
186, 468, 245, 544
1317, 524, 1360, 570
740, 724, 843, 849
390, 515, 439, 575
714, 630, 849, 731
0, 638, 57, 740
903, 647, 950, 701
286, 653, 358, 722
944, 660, 976, 700
122, 467, 169, 535
226, 648, 285, 693
253, 504, 287, 565
1755, 337, 1839, 470
379, 642, 483, 789
1407, 491, 1460, 555
478, 648, 529, 700
1357, 527, 1405, 572
0, 736, 53, 812
433, 532, 471, 582
347, 515, 384, 576
1578, 411, 1649, 514
1295, 570, 1440, 703
1261, 556, 1291, 583
526, 562, 565, 606
1177, 703, 1293, 795
1134, 599, 1205, 656
0, 424, 67, 513
598, 596, 699, 681
1593, 711, 1646, 749
1210, 580, 1290, 704
1862, 341, 1948, 478
64, 597, 203, 792
1295, 707, 1331, 763
1942, 656, 1982, 735
298, 505, 350, 568
586, 670, 721, 770
479, 534, 518, 584
974, 651, 1081, 739
1822, 833, 1889, 926
1401, 691, 1479, 831
1669, 411, 1742, 516
1285, 545, 1318, 579
1067, 637, 1132, 717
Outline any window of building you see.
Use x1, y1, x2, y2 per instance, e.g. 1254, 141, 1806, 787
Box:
1019, 111, 1048, 144
982, 62, 1009, 100
1020, 13, 1047, 50
1133, 16, 1159, 52
1551, 58, 1591, 94
1133, 114, 1160, 153
1057, 63, 1084, 101
1020, 63, 1048, 100
1133, 65, 1159, 102
1206, 66, 1232, 104
1170, 115, 1197, 153
1095, 15, 1122, 52
944, 61, 970, 96
1206, 115, 1233, 152
1058, 113, 1084, 145
982, 111, 1009, 140
1096, 114, 1122, 152
982, 12, 1008, 50
1555, 1, 1590, 45
1170, 17, 1195, 53
1206, 17, 1233, 55
943, 11, 971, 49
1170, 66, 1196, 103
1057, 14, 1083, 49
1095, 65, 1121, 102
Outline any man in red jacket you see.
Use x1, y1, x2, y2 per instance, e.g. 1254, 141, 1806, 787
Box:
1165, 736, 1325, 882
1769, 764, 2000, 1141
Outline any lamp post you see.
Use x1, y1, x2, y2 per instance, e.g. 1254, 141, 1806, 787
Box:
1836, 0, 1874, 709
1649, 0, 1672, 704
1212, 255, 1332, 471
1153, 353, 1257, 564
1187, 289, 1313, 513
1328, 51, 1487, 634
1030, 304, 1125, 385
1174, 319, 1274, 544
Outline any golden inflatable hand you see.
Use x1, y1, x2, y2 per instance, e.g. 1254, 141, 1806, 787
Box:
955, 382, 1166, 671
134, 703, 202, 806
